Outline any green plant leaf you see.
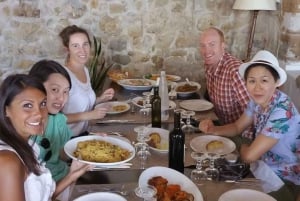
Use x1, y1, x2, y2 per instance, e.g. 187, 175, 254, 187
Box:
88, 36, 113, 94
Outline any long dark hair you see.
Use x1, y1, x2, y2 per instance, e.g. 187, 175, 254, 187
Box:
29, 59, 72, 89
0, 74, 47, 175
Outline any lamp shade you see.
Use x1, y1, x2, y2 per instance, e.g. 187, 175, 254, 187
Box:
233, 0, 276, 10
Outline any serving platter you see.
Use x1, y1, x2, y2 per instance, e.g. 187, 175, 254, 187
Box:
143, 73, 181, 82
190, 135, 236, 155
144, 127, 169, 153
132, 96, 176, 110
64, 135, 135, 166
95, 101, 130, 114
74, 192, 127, 201
117, 79, 156, 91
179, 99, 213, 111
175, 81, 201, 97
218, 189, 276, 201
138, 166, 203, 201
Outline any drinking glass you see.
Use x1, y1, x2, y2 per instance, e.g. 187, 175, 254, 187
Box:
135, 185, 157, 201
190, 152, 208, 185
205, 153, 219, 181
168, 82, 177, 100
174, 109, 186, 128
134, 126, 151, 169
181, 110, 196, 134
139, 93, 152, 126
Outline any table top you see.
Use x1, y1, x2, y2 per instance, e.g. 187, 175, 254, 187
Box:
69, 82, 263, 201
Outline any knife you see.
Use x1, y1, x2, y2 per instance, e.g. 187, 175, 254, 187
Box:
96, 120, 136, 124
91, 165, 131, 171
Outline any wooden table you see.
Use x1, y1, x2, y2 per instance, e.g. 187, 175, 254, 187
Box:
69, 83, 263, 201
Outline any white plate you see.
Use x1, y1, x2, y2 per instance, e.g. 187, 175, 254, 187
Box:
190, 135, 236, 155
179, 99, 214, 111
218, 189, 276, 201
64, 135, 135, 166
132, 96, 176, 110
175, 81, 201, 97
143, 73, 181, 82
117, 79, 156, 91
138, 166, 203, 201
74, 192, 127, 201
95, 101, 130, 114
144, 127, 169, 153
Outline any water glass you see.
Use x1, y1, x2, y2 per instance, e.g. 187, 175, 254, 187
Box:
135, 185, 157, 201
190, 152, 208, 185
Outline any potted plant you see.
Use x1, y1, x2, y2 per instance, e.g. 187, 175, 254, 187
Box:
88, 36, 113, 95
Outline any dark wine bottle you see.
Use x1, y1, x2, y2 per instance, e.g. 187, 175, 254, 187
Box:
151, 86, 161, 128
168, 111, 185, 173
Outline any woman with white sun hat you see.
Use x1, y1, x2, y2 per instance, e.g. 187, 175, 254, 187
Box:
199, 50, 300, 201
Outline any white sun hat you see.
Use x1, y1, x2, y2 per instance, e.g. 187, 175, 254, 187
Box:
239, 50, 287, 86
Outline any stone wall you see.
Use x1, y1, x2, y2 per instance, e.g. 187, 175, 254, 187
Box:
0, 0, 282, 92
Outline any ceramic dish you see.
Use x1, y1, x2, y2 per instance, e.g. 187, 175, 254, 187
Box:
117, 79, 156, 91
107, 70, 129, 82
95, 101, 130, 114
179, 99, 213, 111
190, 135, 236, 155
175, 81, 201, 97
218, 189, 276, 201
132, 96, 176, 110
143, 73, 181, 82
74, 192, 127, 201
64, 135, 135, 166
144, 127, 169, 153
138, 166, 203, 201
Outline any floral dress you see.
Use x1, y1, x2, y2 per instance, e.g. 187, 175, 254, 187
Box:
245, 90, 300, 185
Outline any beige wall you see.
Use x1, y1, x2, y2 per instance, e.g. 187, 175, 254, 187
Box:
0, 0, 282, 91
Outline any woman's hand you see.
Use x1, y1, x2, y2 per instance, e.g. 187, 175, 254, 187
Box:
88, 106, 108, 120
69, 160, 94, 180
199, 119, 215, 134
97, 88, 115, 103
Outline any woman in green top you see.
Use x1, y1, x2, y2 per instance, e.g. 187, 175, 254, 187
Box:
29, 59, 73, 182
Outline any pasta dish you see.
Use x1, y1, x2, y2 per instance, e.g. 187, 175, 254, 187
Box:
74, 140, 131, 163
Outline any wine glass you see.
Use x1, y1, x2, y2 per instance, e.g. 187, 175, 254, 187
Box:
139, 93, 152, 126
181, 110, 196, 134
135, 185, 157, 201
190, 152, 208, 185
205, 153, 220, 181
174, 109, 186, 128
168, 82, 177, 100
134, 126, 151, 169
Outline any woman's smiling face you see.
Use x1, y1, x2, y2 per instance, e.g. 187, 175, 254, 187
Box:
43, 73, 70, 114
5, 87, 48, 139
245, 65, 279, 109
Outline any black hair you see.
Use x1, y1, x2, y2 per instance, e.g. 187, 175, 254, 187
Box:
0, 74, 46, 175
244, 63, 280, 82
29, 59, 72, 89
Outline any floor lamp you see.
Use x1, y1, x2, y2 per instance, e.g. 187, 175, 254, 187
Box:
233, 0, 276, 61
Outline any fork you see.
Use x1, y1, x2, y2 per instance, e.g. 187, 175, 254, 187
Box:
89, 131, 124, 137
78, 184, 129, 196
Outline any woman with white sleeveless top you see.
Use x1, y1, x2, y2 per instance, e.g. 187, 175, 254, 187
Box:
0, 74, 91, 201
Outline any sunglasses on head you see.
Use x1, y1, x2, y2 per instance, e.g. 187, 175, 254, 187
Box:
40, 138, 52, 162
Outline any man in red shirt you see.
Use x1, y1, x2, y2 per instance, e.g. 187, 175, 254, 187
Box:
199, 27, 253, 142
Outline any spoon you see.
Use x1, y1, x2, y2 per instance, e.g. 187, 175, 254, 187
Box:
185, 78, 191, 85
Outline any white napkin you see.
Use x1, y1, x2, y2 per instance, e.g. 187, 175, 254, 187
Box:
250, 160, 284, 193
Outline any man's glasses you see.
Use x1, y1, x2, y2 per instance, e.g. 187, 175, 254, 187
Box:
40, 138, 52, 162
